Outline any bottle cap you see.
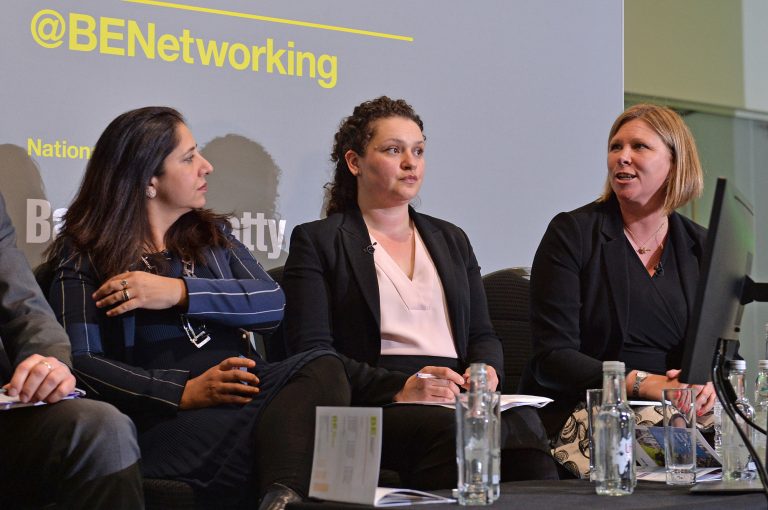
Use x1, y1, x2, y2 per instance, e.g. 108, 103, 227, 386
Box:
759, 360, 768, 370
469, 363, 487, 375
602, 361, 625, 372
729, 359, 746, 370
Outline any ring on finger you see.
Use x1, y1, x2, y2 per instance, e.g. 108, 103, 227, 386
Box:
122, 289, 130, 302
37, 360, 54, 372
120, 279, 128, 288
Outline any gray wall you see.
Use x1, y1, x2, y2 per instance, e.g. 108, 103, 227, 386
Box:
625, 0, 768, 387
1, 0, 623, 272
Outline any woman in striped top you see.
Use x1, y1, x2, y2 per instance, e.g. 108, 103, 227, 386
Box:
45, 106, 350, 510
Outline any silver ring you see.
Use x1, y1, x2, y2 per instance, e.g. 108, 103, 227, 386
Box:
122, 289, 130, 302
120, 279, 128, 288
38, 360, 54, 372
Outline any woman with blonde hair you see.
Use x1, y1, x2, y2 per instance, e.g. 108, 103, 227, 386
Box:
521, 104, 716, 448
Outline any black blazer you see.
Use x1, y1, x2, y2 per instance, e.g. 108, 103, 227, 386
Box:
282, 206, 504, 404
519, 196, 706, 435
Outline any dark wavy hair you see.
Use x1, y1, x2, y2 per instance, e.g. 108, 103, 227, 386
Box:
47, 106, 230, 279
325, 96, 424, 216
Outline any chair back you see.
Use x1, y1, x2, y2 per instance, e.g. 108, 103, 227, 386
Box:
263, 265, 289, 362
482, 268, 533, 394
33, 260, 56, 299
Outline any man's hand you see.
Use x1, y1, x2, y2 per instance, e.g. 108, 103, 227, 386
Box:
4, 354, 75, 403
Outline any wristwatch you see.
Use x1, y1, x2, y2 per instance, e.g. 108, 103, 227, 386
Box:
632, 371, 648, 398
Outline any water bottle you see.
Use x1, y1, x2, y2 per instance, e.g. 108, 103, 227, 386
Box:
753, 360, 768, 468
722, 360, 757, 481
456, 363, 493, 505
593, 361, 635, 496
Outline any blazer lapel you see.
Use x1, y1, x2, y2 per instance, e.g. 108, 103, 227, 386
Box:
411, 210, 460, 340
669, 213, 700, 320
340, 209, 381, 328
601, 200, 631, 342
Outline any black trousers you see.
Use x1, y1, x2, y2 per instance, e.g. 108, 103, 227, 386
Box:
0, 398, 144, 509
377, 356, 558, 487
253, 355, 351, 497
380, 404, 557, 490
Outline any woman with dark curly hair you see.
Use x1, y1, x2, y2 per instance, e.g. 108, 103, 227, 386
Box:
45, 106, 351, 510
282, 96, 557, 487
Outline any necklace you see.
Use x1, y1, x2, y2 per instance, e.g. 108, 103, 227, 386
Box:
140, 252, 195, 277
140, 252, 209, 348
624, 220, 666, 255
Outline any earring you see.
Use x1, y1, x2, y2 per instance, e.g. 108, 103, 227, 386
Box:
145, 186, 156, 199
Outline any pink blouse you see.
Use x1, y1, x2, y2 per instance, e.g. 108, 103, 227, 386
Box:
372, 228, 458, 358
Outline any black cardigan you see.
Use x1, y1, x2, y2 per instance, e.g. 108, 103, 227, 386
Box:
520, 196, 706, 435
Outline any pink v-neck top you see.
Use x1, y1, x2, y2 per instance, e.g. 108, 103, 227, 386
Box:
371, 228, 458, 358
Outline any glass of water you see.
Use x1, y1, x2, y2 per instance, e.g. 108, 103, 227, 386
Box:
662, 388, 697, 485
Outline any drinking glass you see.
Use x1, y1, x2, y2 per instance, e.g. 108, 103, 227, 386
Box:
662, 388, 697, 485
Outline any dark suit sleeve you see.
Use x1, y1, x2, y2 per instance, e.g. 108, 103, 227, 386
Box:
529, 212, 602, 393
48, 250, 188, 415
282, 224, 408, 405
0, 193, 72, 374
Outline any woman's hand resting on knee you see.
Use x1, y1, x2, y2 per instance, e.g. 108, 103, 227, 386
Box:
180, 357, 261, 409
393, 366, 465, 403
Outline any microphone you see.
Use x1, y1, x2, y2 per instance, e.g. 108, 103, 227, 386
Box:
654, 261, 664, 277
364, 242, 377, 255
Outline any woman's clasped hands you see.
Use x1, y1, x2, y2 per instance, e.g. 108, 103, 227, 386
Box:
394, 364, 499, 403
634, 368, 716, 416
664, 369, 717, 417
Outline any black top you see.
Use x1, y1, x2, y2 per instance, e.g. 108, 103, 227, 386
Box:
622, 233, 688, 374
133, 254, 247, 377
520, 196, 707, 436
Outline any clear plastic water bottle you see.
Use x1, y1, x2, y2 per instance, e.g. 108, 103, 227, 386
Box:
593, 361, 635, 496
469, 364, 501, 501
753, 360, 768, 467
722, 359, 757, 481
456, 363, 493, 505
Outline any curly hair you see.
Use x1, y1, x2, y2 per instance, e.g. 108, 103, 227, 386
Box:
325, 96, 424, 216
598, 103, 703, 213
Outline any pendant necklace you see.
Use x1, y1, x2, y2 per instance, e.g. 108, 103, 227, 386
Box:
624, 220, 666, 255
141, 252, 210, 348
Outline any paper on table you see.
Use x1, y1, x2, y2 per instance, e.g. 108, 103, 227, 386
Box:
636, 466, 722, 482
309, 406, 455, 506
393, 394, 552, 411
0, 388, 85, 411
373, 488, 454, 507
629, 400, 663, 407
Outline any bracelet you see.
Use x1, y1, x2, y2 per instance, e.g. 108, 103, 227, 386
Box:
632, 371, 648, 398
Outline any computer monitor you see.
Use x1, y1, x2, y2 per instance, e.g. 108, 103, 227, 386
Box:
680, 177, 756, 384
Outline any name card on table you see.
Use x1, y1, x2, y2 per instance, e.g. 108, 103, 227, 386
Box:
309, 406, 455, 506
